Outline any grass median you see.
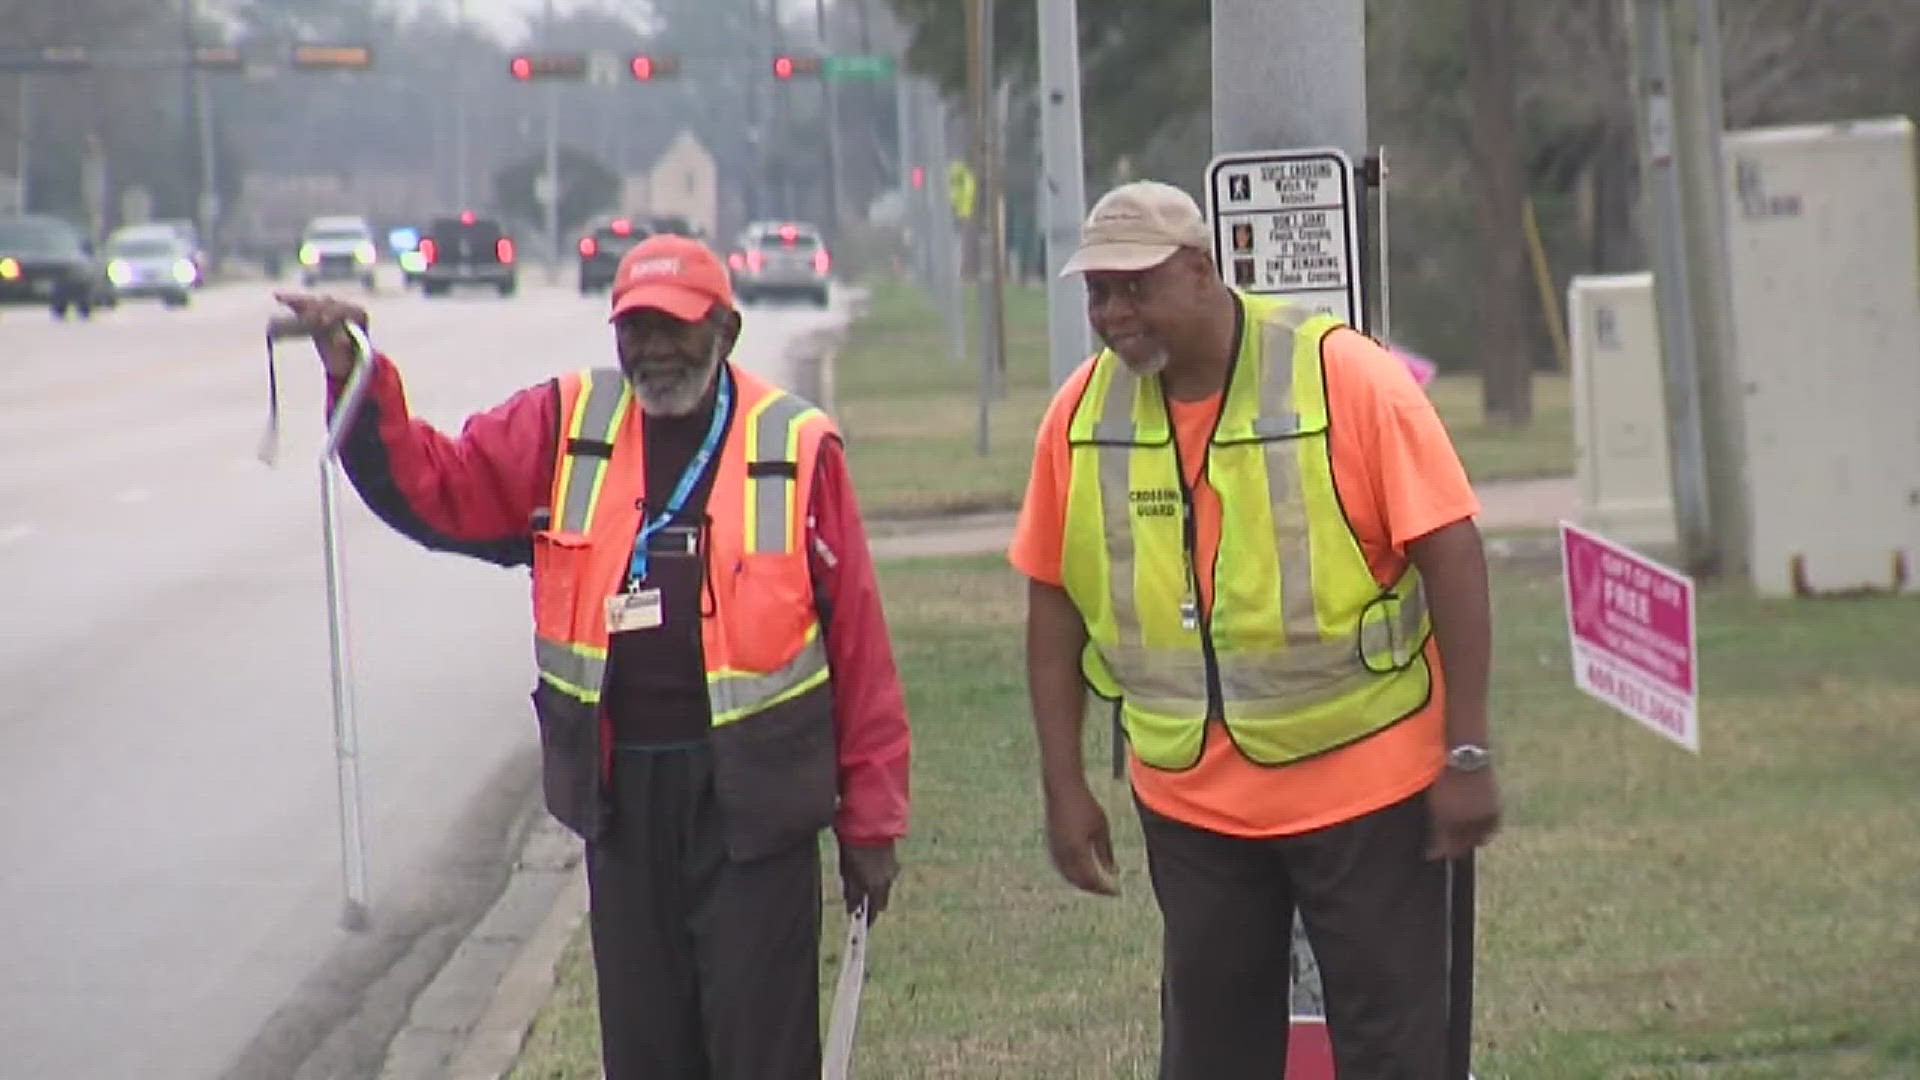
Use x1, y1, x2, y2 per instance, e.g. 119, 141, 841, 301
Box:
831, 281, 1575, 521
507, 556, 1920, 1079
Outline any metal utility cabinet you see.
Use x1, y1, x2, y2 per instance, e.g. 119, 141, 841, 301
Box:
1569, 272, 1678, 549
1722, 116, 1920, 597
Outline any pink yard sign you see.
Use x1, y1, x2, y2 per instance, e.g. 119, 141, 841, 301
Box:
1560, 522, 1699, 752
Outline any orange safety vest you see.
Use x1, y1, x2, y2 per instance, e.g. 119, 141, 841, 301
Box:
528, 363, 840, 856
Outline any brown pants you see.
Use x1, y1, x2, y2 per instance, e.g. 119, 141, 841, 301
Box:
1137, 790, 1449, 1080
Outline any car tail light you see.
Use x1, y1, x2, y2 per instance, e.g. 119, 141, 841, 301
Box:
496, 237, 515, 264
578, 236, 597, 258
779, 223, 797, 246
727, 252, 745, 271
746, 250, 765, 272
611, 218, 631, 236
461, 210, 476, 226
418, 238, 437, 264
813, 249, 831, 275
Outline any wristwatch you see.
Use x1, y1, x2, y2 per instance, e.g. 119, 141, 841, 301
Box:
1446, 744, 1493, 772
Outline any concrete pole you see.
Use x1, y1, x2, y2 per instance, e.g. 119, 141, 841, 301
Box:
816, 0, 845, 238
921, 81, 967, 364
1036, 0, 1092, 386
14, 74, 29, 214
453, 0, 470, 208
1209, 0, 1367, 1028
1626, 0, 1716, 572
1671, 0, 1750, 582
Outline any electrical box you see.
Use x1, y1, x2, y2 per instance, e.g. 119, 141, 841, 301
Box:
1568, 272, 1677, 548
1723, 117, 1920, 597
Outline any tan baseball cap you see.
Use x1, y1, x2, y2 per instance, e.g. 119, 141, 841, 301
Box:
1060, 180, 1212, 276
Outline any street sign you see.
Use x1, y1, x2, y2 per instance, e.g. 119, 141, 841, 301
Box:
823, 54, 894, 81
0, 45, 91, 71
1560, 521, 1700, 752
1205, 147, 1365, 330
290, 43, 373, 70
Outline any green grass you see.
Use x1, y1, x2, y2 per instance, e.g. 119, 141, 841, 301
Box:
509, 558, 1920, 1079
832, 282, 1573, 520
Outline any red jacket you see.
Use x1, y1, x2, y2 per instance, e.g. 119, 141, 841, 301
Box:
329, 356, 910, 846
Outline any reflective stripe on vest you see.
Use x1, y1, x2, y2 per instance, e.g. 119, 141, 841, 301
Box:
534, 366, 833, 726
1061, 294, 1432, 770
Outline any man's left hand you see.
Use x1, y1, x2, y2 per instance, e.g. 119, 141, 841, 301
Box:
1426, 767, 1502, 860
838, 841, 899, 923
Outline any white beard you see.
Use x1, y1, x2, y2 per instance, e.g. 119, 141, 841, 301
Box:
1117, 347, 1170, 378
633, 339, 724, 416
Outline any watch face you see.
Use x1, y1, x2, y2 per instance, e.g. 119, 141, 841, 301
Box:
1449, 746, 1490, 769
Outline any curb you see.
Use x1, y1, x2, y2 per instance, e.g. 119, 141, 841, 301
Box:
376, 812, 586, 1080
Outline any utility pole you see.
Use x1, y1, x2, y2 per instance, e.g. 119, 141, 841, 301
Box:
13, 74, 29, 214
920, 80, 968, 365
1674, 0, 1748, 581
1036, 0, 1091, 387
1469, 0, 1531, 425
542, 0, 561, 281
1211, 0, 1406, 1065
966, 0, 1007, 452
815, 0, 845, 237
1626, 0, 1722, 575
453, 0, 471, 208
182, 0, 221, 248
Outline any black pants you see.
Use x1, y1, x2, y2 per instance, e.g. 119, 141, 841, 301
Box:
1138, 791, 1449, 1080
586, 742, 822, 1080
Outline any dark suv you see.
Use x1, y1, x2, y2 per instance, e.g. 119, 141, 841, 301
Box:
417, 212, 518, 297
576, 216, 649, 294
0, 215, 115, 319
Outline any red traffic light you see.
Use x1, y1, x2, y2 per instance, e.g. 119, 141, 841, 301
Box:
773, 55, 794, 80
510, 55, 532, 80
630, 55, 653, 80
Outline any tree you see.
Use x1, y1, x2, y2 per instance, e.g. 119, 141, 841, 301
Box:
492, 145, 619, 240
1470, 0, 1531, 426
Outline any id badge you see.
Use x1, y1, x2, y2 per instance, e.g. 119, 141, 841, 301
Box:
605, 587, 664, 633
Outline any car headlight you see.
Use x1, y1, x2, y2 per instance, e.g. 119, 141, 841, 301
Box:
398, 250, 426, 273
172, 259, 198, 285
107, 260, 134, 286
354, 241, 376, 265
0, 256, 20, 280
299, 244, 320, 266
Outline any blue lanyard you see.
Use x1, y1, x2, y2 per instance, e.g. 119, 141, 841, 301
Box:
627, 368, 732, 588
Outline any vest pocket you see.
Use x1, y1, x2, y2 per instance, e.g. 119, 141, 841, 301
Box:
720, 554, 813, 672
531, 530, 592, 636
530, 681, 609, 841
708, 692, 838, 861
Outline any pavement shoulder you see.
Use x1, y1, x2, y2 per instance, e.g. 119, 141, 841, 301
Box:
377, 814, 586, 1080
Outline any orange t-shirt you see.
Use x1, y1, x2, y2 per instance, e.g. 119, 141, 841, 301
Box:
1009, 324, 1481, 838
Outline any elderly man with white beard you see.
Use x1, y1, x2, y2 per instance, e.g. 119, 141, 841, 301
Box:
274, 234, 910, 1080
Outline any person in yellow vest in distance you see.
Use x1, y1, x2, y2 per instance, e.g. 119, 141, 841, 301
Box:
272, 234, 910, 1080
1010, 180, 1500, 1078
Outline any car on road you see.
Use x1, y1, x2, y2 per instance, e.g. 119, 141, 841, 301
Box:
102, 225, 200, 307
576, 215, 648, 294
0, 214, 115, 319
417, 211, 518, 298
298, 215, 380, 291
151, 218, 209, 286
727, 221, 830, 307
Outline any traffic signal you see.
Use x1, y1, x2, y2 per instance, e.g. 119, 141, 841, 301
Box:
910, 166, 926, 190
629, 54, 681, 81
509, 52, 587, 81
772, 53, 821, 80
290, 43, 373, 70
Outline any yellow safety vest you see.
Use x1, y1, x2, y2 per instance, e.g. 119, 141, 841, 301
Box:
1061, 294, 1433, 771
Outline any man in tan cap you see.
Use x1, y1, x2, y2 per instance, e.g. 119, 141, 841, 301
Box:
273, 234, 910, 1079
1009, 180, 1501, 1077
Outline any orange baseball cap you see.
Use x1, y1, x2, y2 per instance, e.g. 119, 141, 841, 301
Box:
608, 234, 735, 323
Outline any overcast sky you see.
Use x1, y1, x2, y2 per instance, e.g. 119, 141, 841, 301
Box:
389, 0, 816, 44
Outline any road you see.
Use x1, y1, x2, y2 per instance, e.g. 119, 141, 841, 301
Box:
0, 275, 851, 1080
